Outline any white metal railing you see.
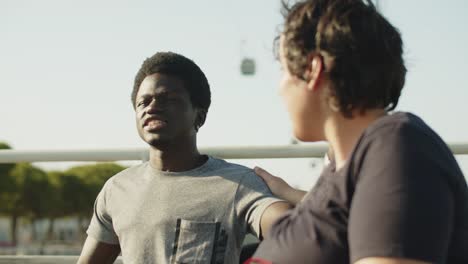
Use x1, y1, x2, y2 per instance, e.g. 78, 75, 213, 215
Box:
0, 144, 329, 163
0, 143, 468, 164
0, 255, 123, 263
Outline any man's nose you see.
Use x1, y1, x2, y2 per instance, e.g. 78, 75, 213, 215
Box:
147, 98, 164, 113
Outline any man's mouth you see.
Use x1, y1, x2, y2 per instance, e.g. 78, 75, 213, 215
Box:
143, 117, 167, 131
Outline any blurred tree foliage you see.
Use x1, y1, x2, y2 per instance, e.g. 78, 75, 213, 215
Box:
0, 142, 126, 244
0, 142, 15, 195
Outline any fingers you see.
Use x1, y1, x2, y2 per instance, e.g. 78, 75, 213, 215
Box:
254, 166, 275, 180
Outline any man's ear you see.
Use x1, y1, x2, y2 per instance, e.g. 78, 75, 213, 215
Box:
195, 109, 207, 131
305, 54, 324, 91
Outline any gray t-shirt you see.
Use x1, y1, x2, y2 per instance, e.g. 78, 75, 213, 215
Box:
87, 156, 282, 264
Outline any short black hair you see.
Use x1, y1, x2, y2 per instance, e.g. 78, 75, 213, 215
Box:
131, 52, 211, 112
279, 0, 406, 117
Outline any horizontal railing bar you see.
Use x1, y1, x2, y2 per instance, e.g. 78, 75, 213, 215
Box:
0, 142, 467, 163
0, 144, 329, 163
0, 255, 122, 264
0, 148, 150, 163
448, 142, 468, 155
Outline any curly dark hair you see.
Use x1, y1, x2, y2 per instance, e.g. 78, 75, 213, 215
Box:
131, 52, 211, 112
278, 0, 407, 117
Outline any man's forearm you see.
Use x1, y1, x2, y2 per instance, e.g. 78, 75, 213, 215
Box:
282, 188, 307, 205
260, 201, 293, 239
77, 236, 120, 264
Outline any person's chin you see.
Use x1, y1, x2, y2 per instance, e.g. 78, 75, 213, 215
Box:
144, 134, 170, 148
293, 127, 322, 142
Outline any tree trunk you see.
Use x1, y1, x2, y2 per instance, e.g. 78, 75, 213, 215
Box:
47, 217, 55, 240
31, 218, 37, 242
10, 214, 17, 246
40, 218, 55, 255
76, 216, 90, 243
77, 216, 84, 242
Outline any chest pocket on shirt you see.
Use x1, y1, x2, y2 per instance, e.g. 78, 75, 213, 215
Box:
171, 219, 224, 264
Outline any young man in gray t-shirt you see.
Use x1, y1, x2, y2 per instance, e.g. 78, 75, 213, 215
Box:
77, 52, 290, 264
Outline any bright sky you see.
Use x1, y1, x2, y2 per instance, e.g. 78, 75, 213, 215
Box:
1, 0, 468, 188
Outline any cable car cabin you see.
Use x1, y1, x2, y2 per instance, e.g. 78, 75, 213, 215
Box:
240, 58, 256, 75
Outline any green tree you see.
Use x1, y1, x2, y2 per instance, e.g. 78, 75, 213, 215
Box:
0, 142, 17, 245
0, 163, 48, 245
21, 164, 51, 241
32, 170, 78, 250
0, 142, 15, 194
44, 171, 67, 240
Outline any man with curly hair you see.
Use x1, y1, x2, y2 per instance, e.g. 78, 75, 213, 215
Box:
77, 52, 291, 264
248, 0, 468, 263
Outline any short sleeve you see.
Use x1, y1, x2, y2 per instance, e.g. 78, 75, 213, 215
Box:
86, 179, 120, 245
253, 185, 349, 263
235, 171, 284, 238
349, 125, 455, 263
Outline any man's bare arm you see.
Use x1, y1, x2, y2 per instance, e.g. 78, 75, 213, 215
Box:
77, 236, 121, 264
259, 201, 292, 239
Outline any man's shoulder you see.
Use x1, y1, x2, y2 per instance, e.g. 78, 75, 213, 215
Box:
209, 157, 254, 177
351, 112, 462, 182
355, 111, 448, 156
104, 162, 149, 186
364, 112, 435, 140
208, 157, 270, 191
115, 162, 147, 177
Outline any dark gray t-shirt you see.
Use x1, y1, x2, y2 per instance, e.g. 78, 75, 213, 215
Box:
254, 112, 468, 264
86, 156, 282, 264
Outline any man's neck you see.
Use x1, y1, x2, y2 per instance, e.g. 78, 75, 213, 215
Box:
325, 109, 387, 170
148, 140, 205, 172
